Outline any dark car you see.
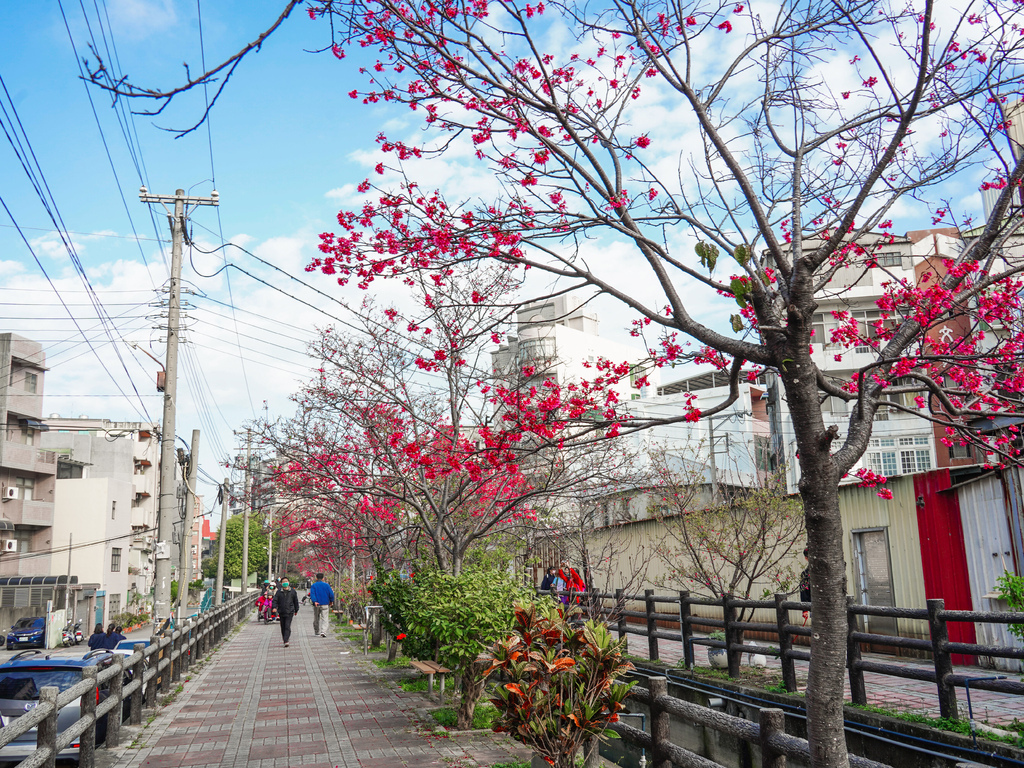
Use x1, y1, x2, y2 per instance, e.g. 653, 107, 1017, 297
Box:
0, 649, 131, 764
5, 618, 44, 651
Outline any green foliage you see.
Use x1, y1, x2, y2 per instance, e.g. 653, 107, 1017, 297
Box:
695, 241, 718, 272
399, 676, 429, 693
218, 513, 269, 581
201, 557, 218, 580
482, 600, 635, 768
401, 567, 532, 674
490, 762, 530, 768
189, 579, 204, 591
370, 571, 436, 661
170, 580, 178, 604
372, 655, 412, 669
849, 704, 1023, 747
431, 703, 500, 730
996, 571, 1024, 640
109, 611, 150, 629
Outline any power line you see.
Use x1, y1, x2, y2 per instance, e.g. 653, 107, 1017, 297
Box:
0, 223, 168, 242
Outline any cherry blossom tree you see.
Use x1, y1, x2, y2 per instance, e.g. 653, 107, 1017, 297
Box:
90, 2, 1024, 765
266, 262, 636, 577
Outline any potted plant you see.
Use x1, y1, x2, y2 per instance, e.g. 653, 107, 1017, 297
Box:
707, 630, 728, 669
481, 599, 634, 768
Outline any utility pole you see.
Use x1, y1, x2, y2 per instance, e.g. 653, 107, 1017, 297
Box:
240, 430, 252, 594
214, 477, 228, 606
176, 429, 200, 621
140, 187, 218, 628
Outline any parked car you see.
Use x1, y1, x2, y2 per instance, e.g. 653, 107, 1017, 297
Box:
5, 618, 45, 651
0, 649, 131, 764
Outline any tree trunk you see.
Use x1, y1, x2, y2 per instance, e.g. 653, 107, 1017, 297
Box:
455, 662, 486, 730
785, 368, 850, 768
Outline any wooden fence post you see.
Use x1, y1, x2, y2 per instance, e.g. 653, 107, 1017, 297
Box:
759, 708, 786, 768
679, 591, 694, 669
130, 643, 145, 725
774, 593, 796, 692
37, 685, 58, 768
645, 589, 659, 661
79, 666, 98, 768
615, 588, 626, 643
928, 598, 958, 720
649, 676, 672, 768
847, 596, 867, 706
723, 594, 740, 677
106, 655, 124, 748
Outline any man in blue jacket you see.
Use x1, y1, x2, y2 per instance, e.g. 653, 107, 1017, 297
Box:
309, 573, 335, 638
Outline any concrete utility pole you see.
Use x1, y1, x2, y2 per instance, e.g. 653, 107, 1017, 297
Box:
140, 187, 218, 628
241, 430, 251, 594
214, 477, 228, 606
176, 429, 200, 621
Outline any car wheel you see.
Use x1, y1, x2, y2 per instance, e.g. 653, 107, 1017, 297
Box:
5, 643, 11, 650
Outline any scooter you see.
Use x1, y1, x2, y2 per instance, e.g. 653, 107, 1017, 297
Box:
60, 623, 74, 647
73, 620, 83, 645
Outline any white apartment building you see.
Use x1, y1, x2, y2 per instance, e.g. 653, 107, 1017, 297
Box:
42, 418, 160, 607
491, 295, 661, 404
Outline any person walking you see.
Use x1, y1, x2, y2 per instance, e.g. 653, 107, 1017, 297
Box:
308, 573, 335, 638
87, 624, 106, 650
273, 578, 300, 647
539, 566, 558, 593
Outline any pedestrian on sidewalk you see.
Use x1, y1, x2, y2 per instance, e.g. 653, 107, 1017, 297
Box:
273, 578, 300, 647
87, 624, 105, 650
309, 573, 335, 638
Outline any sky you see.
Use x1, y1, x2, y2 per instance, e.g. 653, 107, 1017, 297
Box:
0, 0, 396, 505
0, 0, 1002, 515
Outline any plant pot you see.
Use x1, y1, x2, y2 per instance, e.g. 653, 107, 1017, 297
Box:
707, 647, 728, 669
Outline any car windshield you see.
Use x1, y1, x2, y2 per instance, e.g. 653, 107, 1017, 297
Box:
11, 619, 41, 630
0, 669, 82, 700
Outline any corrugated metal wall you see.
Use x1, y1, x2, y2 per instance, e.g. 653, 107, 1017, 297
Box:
838, 476, 929, 639
956, 473, 1024, 672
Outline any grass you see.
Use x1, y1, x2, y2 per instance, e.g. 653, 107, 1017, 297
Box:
850, 703, 1024, 747
399, 676, 430, 693
489, 761, 529, 768
373, 655, 412, 669
431, 703, 501, 730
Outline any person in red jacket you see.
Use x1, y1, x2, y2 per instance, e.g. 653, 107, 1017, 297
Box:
558, 564, 586, 604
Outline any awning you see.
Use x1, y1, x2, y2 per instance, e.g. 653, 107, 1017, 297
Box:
0, 575, 78, 586
0, 521, 14, 532
19, 419, 49, 432
135, 459, 152, 467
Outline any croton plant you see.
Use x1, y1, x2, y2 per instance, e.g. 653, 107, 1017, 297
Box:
481, 600, 635, 768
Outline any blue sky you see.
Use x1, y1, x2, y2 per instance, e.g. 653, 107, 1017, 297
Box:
1, 1, 388, 499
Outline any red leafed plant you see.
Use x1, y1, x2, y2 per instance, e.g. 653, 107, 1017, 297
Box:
480, 600, 634, 768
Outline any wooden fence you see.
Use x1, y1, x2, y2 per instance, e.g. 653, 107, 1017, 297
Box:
545, 588, 1024, 721
0, 592, 256, 768
611, 676, 891, 768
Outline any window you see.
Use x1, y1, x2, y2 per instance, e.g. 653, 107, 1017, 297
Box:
874, 252, 902, 267
111, 500, 116, 520
949, 442, 972, 460
812, 309, 892, 351
865, 436, 931, 476
110, 548, 122, 573
108, 593, 120, 617
14, 477, 33, 501
23, 372, 37, 394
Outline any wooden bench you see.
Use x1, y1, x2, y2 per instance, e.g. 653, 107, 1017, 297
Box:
410, 660, 452, 700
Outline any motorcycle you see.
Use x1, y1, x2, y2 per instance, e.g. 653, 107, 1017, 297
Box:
73, 620, 83, 645
60, 623, 74, 647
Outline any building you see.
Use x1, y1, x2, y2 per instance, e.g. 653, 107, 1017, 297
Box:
491, 295, 661, 404
0, 333, 56, 576
41, 417, 160, 621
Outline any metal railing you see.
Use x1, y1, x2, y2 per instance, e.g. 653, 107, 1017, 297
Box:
543, 587, 1024, 721
0, 591, 256, 768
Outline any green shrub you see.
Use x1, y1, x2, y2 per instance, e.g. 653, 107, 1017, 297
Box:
430, 703, 500, 730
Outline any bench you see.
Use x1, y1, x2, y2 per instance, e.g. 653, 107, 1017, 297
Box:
410, 660, 452, 701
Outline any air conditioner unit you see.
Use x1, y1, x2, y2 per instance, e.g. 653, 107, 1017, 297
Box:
3, 487, 16, 501
2, 540, 16, 552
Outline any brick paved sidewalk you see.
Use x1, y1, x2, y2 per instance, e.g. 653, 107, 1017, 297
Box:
103, 608, 530, 768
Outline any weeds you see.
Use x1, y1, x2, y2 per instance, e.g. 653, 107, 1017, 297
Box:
430, 703, 500, 730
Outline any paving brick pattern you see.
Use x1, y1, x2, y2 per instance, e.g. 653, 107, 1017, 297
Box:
623, 625, 1024, 725
108, 609, 530, 768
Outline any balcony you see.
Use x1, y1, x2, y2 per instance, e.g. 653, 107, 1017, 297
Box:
2, 443, 56, 476
0, 498, 54, 527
